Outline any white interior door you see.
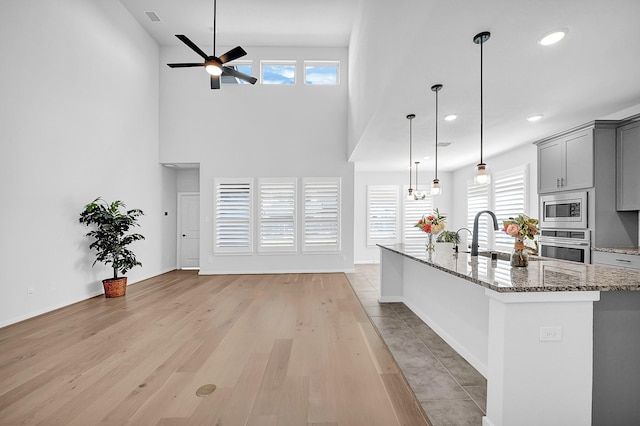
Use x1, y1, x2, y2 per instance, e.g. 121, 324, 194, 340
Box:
178, 193, 200, 269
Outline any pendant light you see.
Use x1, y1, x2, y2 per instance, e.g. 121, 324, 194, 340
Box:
473, 31, 491, 185
430, 84, 443, 195
406, 114, 416, 200
414, 161, 426, 200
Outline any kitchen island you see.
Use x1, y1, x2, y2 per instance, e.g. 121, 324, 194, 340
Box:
378, 243, 640, 426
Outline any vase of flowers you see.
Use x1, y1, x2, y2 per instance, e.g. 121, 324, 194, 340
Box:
502, 214, 539, 267
415, 209, 446, 251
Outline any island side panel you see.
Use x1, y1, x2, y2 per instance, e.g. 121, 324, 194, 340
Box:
379, 247, 404, 302
592, 291, 640, 426
484, 291, 599, 426
402, 257, 490, 377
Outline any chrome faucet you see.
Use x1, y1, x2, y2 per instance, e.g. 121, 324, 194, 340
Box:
471, 210, 499, 256
455, 227, 473, 253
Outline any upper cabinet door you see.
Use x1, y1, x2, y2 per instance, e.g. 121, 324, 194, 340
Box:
537, 128, 594, 194
538, 139, 562, 193
617, 121, 640, 211
563, 129, 594, 191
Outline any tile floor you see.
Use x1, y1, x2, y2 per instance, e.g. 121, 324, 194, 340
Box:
346, 264, 487, 426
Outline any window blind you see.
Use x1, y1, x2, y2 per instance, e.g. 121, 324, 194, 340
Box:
403, 186, 433, 254
214, 179, 253, 253
467, 182, 490, 250
302, 178, 341, 252
494, 168, 528, 251
258, 178, 297, 253
366, 186, 399, 246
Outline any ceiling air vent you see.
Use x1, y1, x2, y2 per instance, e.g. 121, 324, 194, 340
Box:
437, 142, 453, 147
144, 11, 162, 23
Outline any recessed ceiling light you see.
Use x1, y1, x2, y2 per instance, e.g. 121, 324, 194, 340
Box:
527, 114, 544, 122
444, 114, 457, 121
423, 156, 431, 160
538, 29, 568, 46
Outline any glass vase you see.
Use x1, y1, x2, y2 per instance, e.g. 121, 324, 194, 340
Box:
511, 237, 529, 267
426, 232, 435, 251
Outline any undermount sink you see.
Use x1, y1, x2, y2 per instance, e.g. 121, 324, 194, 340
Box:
477, 250, 541, 261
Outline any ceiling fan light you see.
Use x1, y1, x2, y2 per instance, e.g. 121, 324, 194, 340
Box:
205, 63, 223, 76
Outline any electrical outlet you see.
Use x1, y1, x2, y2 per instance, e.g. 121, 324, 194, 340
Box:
540, 326, 562, 342
27, 287, 35, 296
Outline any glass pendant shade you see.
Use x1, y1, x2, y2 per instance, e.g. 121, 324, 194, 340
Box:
431, 178, 441, 195
474, 162, 490, 184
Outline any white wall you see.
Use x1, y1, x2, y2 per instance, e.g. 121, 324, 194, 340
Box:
0, 0, 171, 327
160, 46, 354, 273
354, 169, 453, 263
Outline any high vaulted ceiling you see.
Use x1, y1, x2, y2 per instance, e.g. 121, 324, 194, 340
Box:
120, 0, 640, 172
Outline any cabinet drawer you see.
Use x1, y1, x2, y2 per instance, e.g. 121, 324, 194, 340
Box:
592, 251, 640, 270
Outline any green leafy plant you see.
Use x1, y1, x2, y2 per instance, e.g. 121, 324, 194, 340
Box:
436, 230, 460, 244
79, 197, 144, 279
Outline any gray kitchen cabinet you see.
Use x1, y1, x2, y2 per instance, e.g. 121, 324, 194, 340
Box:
616, 120, 640, 211
537, 128, 593, 193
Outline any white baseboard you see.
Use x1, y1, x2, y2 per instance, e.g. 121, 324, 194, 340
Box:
379, 296, 404, 303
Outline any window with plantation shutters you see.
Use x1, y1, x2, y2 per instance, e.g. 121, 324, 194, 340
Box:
494, 167, 528, 252
467, 182, 490, 251
366, 186, 399, 246
302, 178, 341, 252
214, 179, 253, 254
402, 186, 433, 254
259, 178, 297, 253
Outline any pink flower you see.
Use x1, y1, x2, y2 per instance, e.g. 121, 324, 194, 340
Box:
505, 224, 521, 237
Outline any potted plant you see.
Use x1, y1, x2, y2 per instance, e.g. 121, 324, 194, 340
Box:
436, 230, 460, 252
79, 197, 144, 297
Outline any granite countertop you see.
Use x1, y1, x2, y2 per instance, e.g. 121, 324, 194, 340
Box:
592, 247, 640, 256
378, 243, 640, 293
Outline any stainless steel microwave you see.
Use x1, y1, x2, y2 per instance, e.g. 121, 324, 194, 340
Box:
539, 191, 588, 229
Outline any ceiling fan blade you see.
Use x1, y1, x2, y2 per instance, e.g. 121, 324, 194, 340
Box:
167, 63, 204, 68
222, 66, 258, 85
175, 34, 209, 60
218, 46, 247, 64
210, 75, 221, 90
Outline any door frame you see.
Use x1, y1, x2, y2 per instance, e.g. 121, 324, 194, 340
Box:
177, 192, 200, 270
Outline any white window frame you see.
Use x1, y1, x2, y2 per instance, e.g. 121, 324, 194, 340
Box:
260, 60, 297, 85
303, 60, 340, 85
366, 185, 400, 247
401, 185, 433, 253
213, 178, 254, 254
302, 177, 341, 253
258, 177, 297, 254
466, 165, 530, 252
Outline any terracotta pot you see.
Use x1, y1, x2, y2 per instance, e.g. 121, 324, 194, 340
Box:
102, 277, 127, 298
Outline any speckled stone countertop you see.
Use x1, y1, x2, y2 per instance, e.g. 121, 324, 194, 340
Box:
592, 247, 640, 256
378, 243, 640, 293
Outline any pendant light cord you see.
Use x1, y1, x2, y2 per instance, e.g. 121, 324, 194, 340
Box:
409, 115, 413, 189
480, 37, 484, 165
435, 89, 439, 179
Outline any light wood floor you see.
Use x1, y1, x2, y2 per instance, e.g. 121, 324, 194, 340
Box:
0, 271, 429, 425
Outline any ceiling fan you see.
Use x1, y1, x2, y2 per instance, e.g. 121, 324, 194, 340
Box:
167, 0, 257, 89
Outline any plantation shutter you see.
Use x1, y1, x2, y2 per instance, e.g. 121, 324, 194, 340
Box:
302, 178, 341, 252
367, 185, 399, 246
402, 186, 433, 253
258, 178, 297, 253
467, 182, 490, 251
494, 167, 528, 251
214, 179, 253, 253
